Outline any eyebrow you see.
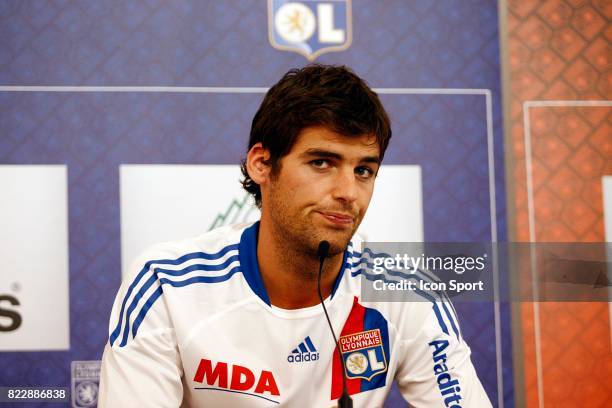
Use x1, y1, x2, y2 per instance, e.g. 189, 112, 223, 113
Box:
300, 148, 380, 164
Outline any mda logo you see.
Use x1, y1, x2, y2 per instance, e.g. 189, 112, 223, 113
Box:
268, 0, 352, 60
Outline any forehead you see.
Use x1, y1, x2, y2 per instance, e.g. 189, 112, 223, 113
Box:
289, 126, 380, 157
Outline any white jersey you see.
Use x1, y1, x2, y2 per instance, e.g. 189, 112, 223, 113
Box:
99, 222, 491, 407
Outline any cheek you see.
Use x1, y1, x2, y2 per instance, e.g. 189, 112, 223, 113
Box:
358, 184, 375, 208
271, 171, 319, 209
285, 169, 325, 196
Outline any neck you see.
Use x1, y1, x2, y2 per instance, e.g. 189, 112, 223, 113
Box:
257, 219, 345, 309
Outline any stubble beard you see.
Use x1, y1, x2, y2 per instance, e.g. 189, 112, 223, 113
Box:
267, 183, 356, 262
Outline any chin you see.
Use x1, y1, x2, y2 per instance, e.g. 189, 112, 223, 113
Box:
302, 219, 358, 256
318, 233, 352, 257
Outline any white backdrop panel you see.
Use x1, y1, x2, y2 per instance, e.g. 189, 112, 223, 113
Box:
120, 164, 423, 277
0, 165, 70, 351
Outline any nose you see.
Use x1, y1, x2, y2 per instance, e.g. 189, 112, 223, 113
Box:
331, 167, 358, 203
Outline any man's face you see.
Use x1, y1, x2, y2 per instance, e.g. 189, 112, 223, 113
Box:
262, 126, 380, 257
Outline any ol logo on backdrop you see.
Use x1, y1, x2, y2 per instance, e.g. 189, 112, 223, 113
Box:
268, 0, 352, 60
71, 361, 100, 408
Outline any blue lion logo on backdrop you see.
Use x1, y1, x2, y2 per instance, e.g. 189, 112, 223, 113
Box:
268, 0, 352, 60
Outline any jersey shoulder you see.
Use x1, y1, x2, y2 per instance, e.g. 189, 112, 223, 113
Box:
126, 222, 250, 277
108, 222, 255, 348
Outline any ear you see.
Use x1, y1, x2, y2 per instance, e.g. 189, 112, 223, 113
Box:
245, 142, 272, 185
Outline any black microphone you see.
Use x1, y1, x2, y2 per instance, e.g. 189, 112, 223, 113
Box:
317, 240, 330, 259
317, 240, 352, 408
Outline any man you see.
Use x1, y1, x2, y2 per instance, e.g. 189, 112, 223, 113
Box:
99, 65, 491, 407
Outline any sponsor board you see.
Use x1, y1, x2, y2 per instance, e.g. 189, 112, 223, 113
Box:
0, 166, 69, 351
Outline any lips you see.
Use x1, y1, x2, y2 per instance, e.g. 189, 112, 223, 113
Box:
318, 211, 355, 226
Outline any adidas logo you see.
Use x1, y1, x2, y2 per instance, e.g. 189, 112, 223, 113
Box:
287, 336, 319, 363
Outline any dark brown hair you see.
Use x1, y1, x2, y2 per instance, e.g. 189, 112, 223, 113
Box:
241, 64, 392, 208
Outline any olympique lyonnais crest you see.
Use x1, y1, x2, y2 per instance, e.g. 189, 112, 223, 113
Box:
71, 361, 100, 408
331, 298, 390, 399
268, 0, 352, 60
339, 329, 387, 381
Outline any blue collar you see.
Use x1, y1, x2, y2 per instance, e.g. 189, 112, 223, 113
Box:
238, 221, 349, 306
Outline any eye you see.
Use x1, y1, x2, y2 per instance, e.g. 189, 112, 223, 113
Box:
310, 159, 330, 169
355, 166, 375, 178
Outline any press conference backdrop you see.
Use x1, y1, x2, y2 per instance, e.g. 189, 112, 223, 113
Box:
0, 1, 510, 407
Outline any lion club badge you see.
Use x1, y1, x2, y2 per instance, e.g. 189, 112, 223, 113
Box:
331, 297, 390, 399
71, 360, 100, 408
268, 0, 352, 61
